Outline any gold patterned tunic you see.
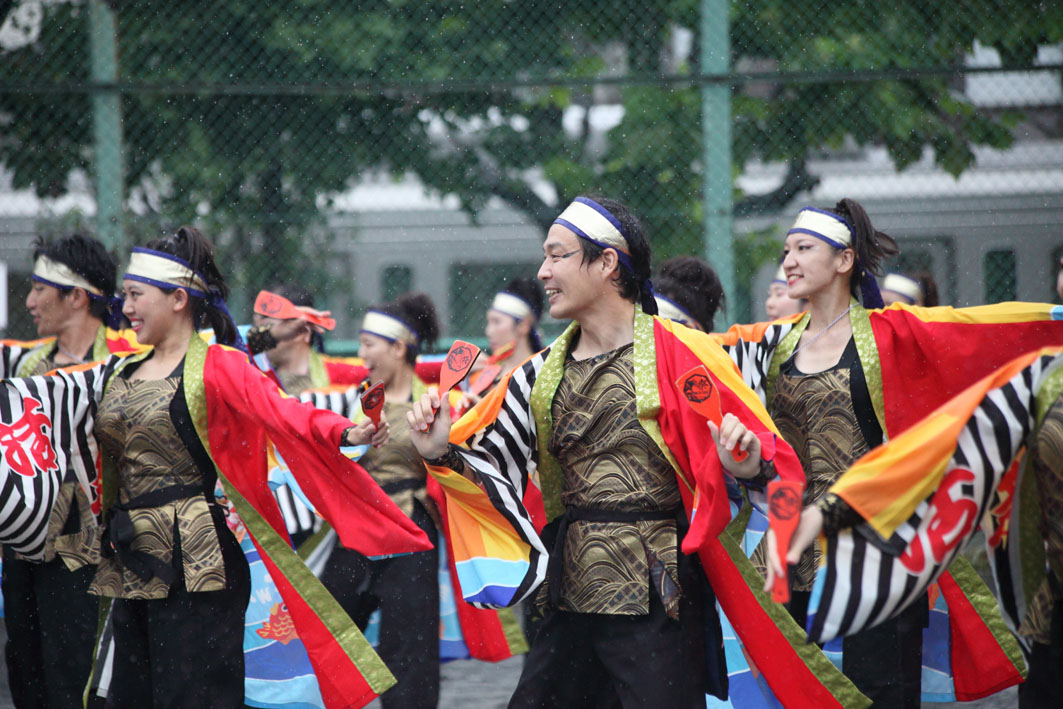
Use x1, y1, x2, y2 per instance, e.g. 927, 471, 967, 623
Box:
358, 399, 431, 520
768, 339, 877, 590
1022, 394, 1063, 644
91, 375, 226, 599
277, 370, 314, 397
545, 343, 683, 618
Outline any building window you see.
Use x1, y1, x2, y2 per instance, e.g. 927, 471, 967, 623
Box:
983, 249, 1016, 304
381, 265, 412, 301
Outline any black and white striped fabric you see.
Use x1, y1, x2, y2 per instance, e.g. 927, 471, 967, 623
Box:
806, 353, 1058, 644
267, 384, 365, 539
299, 385, 362, 420
272, 482, 317, 537
450, 351, 551, 608
716, 322, 794, 407
0, 361, 111, 559
2, 340, 37, 378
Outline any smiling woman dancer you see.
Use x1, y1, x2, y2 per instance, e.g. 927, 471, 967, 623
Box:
763, 201, 928, 707
715, 198, 1063, 704
319, 292, 444, 709
0, 226, 431, 708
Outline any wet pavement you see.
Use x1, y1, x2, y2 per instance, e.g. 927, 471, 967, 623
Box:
0, 623, 1018, 708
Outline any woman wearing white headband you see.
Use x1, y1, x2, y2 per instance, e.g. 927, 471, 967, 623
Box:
714, 198, 1063, 704
881, 271, 940, 307
320, 291, 445, 708
761, 200, 931, 706
466, 277, 544, 399
8, 226, 427, 707
764, 263, 805, 320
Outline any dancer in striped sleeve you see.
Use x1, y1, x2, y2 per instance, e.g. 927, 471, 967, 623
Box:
715, 199, 1063, 703
1, 227, 430, 709
408, 196, 868, 708
319, 293, 446, 708
766, 346, 1063, 707
1, 233, 139, 709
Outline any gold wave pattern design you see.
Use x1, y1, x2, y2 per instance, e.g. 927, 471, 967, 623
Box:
766, 367, 871, 591
1024, 399, 1063, 643
359, 399, 431, 521
92, 377, 226, 599
546, 345, 682, 617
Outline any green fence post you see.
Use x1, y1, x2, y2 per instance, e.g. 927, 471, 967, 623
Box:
88, 0, 125, 251
701, 0, 734, 327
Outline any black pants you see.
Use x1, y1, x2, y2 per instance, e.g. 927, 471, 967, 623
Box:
2, 547, 99, 708
789, 589, 925, 708
320, 501, 440, 709
509, 578, 713, 709
104, 525, 250, 709
1019, 599, 1062, 709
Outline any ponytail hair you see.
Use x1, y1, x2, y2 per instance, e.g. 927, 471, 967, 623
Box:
144, 226, 240, 347
825, 199, 899, 307
371, 292, 440, 365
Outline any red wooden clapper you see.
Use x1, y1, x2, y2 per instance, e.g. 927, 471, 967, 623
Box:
675, 364, 748, 463
767, 479, 805, 604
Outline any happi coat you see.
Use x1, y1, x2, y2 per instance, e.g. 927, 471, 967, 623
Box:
0, 334, 432, 708
425, 306, 873, 708
715, 300, 1063, 701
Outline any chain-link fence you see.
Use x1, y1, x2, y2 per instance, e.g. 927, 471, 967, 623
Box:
2, 0, 1061, 351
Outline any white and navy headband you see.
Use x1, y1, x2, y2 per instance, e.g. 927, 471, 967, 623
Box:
654, 295, 700, 330
771, 265, 787, 285
34, 255, 125, 327
123, 246, 246, 351
124, 247, 210, 297
552, 196, 657, 314
554, 197, 632, 266
786, 208, 854, 250
33, 255, 104, 296
361, 310, 419, 346
881, 273, 922, 304
490, 291, 536, 322
786, 206, 884, 308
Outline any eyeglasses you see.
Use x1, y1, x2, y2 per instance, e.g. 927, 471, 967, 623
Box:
543, 249, 581, 263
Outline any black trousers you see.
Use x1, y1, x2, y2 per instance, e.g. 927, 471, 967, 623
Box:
104, 525, 250, 709
509, 572, 714, 709
320, 502, 440, 709
789, 589, 925, 708
2, 547, 99, 709
1019, 599, 1062, 709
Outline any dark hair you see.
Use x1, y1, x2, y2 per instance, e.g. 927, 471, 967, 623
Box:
573, 195, 653, 308
824, 198, 899, 302
32, 233, 117, 321
909, 270, 940, 307
265, 282, 323, 350
501, 276, 544, 350
654, 256, 725, 330
266, 282, 314, 308
144, 226, 237, 345
372, 292, 439, 365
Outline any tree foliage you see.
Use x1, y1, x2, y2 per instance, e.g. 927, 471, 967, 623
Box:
1, 0, 1057, 277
